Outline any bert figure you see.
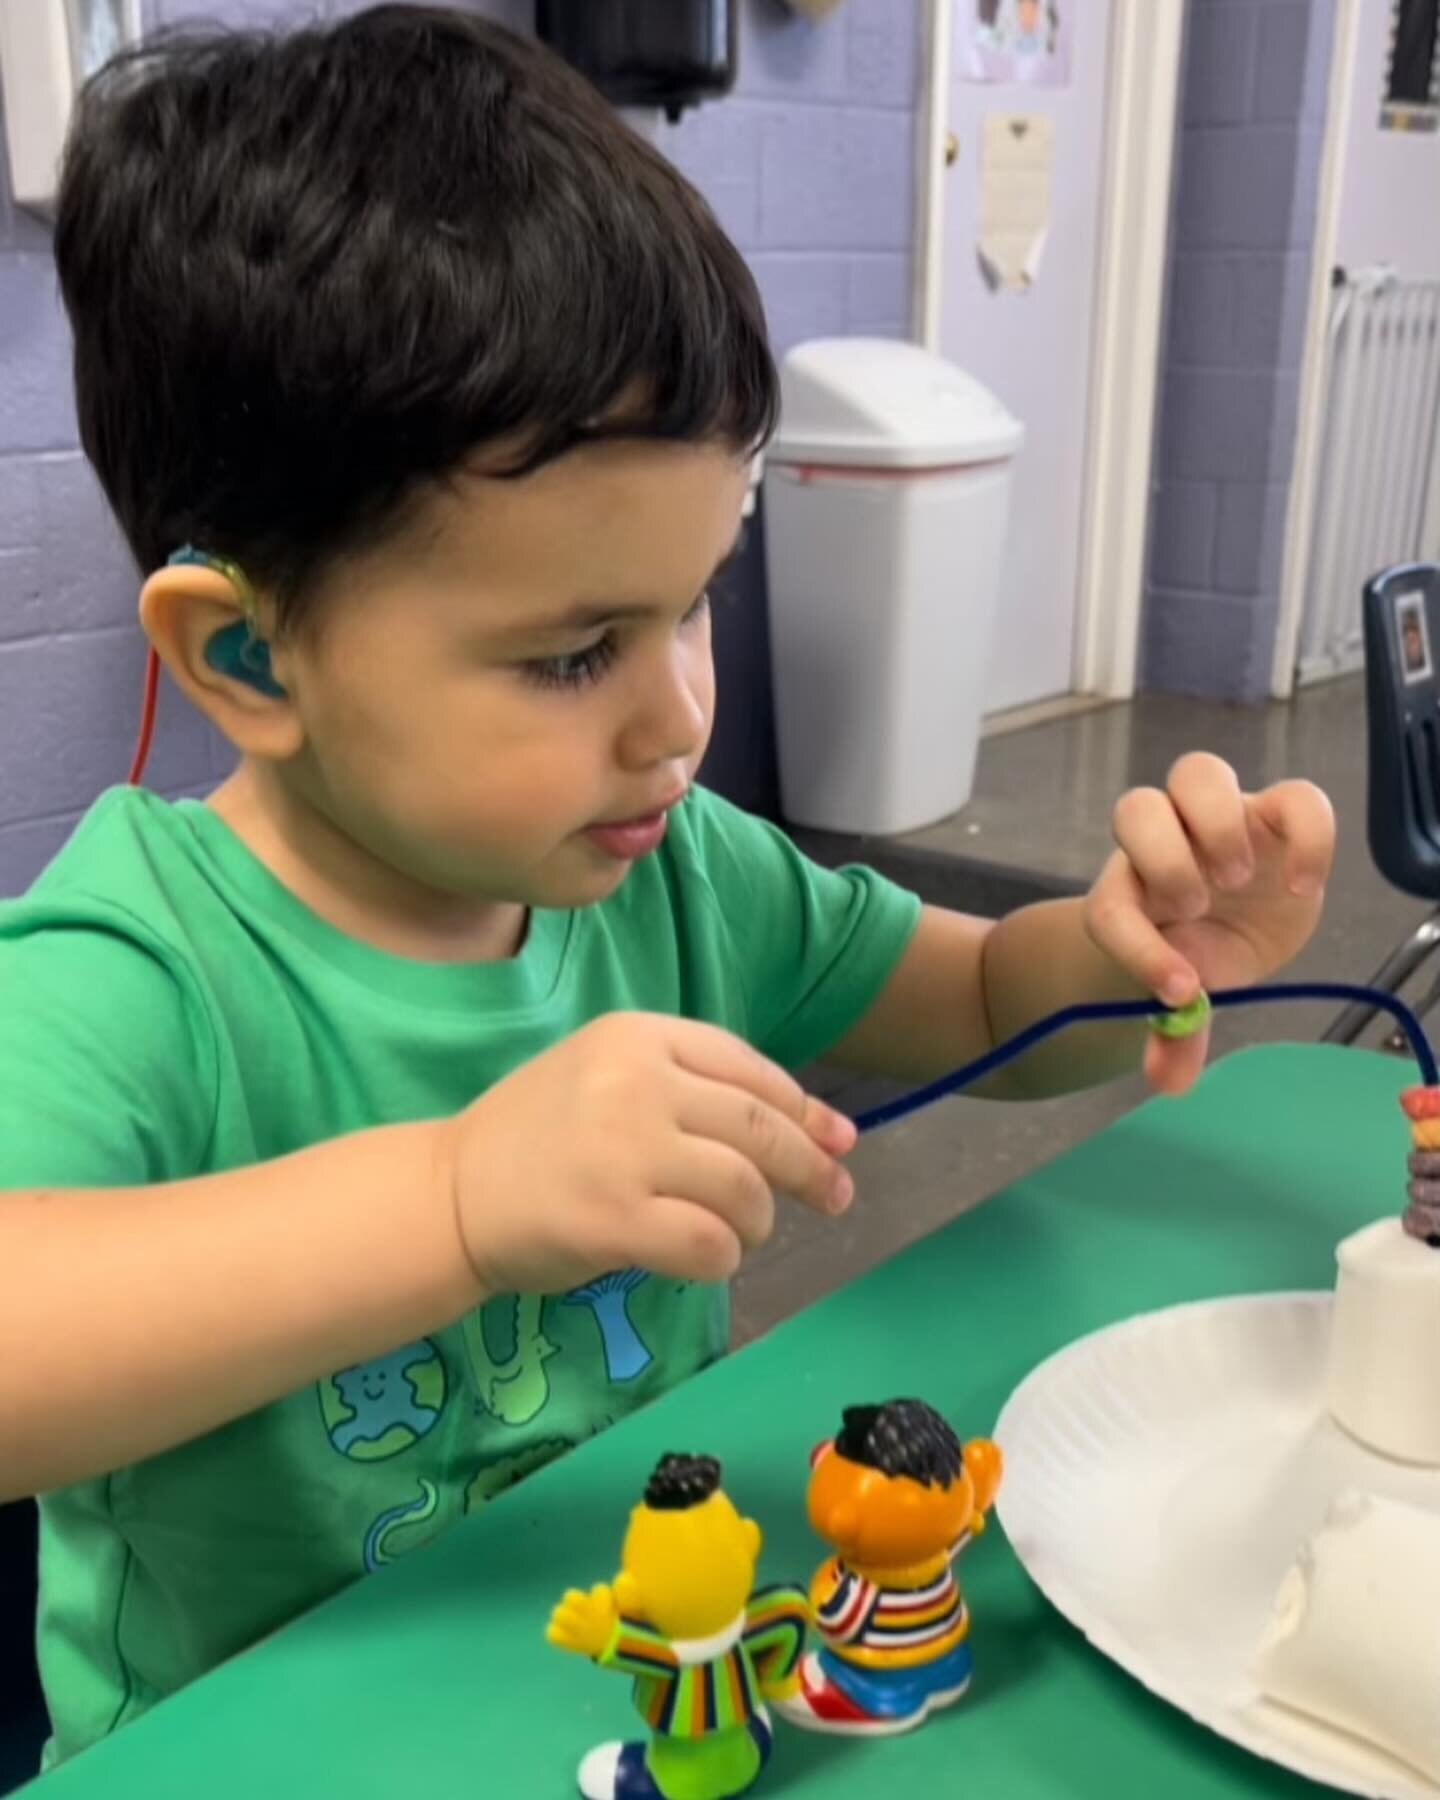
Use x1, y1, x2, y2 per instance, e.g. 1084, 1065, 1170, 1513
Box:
548, 1453, 809, 1800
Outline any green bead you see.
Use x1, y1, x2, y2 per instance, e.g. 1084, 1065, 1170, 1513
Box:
1149, 992, 1212, 1039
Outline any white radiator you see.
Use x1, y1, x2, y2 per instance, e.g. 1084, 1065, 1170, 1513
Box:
1296, 269, 1440, 686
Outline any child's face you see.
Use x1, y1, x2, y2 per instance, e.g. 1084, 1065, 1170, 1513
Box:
273, 439, 746, 910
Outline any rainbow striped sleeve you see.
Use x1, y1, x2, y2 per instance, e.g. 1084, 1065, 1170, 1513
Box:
600, 1617, 681, 1680
743, 1583, 809, 1692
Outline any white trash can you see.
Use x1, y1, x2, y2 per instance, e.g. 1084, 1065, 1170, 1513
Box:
763, 338, 1024, 836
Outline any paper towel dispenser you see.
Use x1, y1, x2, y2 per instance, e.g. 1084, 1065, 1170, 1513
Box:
535, 0, 737, 122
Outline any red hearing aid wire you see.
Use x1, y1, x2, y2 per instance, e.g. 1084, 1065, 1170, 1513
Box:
128, 648, 161, 786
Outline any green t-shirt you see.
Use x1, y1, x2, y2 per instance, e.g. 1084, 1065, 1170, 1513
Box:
0, 783, 920, 1766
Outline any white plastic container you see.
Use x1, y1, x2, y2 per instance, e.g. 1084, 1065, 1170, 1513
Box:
763, 338, 1023, 836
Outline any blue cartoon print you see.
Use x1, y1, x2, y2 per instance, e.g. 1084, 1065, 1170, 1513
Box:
318, 1338, 446, 1460
363, 1479, 440, 1572
564, 1268, 655, 1382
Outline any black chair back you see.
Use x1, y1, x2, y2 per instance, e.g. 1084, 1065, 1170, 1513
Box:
1363, 563, 1440, 900
0, 1497, 46, 1793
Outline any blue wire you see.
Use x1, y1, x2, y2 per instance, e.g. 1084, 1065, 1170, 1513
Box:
853, 981, 1437, 1136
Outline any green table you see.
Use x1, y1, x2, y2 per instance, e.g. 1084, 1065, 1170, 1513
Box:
27, 1044, 1409, 1799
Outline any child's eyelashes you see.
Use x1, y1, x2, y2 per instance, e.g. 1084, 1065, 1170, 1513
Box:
523, 632, 621, 692
519, 592, 711, 693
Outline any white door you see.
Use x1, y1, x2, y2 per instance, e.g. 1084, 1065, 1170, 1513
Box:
938, 0, 1115, 713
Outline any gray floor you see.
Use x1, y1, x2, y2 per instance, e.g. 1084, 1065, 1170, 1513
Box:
732, 676, 1426, 1343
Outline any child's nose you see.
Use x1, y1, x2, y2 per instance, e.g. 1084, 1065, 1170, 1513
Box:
618, 657, 708, 769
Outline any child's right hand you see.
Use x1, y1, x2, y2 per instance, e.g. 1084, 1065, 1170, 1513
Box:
443, 1014, 857, 1296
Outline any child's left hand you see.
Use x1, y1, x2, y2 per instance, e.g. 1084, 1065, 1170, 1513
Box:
1084, 754, 1335, 1095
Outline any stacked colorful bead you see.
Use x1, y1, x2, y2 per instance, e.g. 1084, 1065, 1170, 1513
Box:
1401, 1086, 1440, 1246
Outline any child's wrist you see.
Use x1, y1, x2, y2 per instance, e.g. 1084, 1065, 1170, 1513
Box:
423, 1115, 491, 1311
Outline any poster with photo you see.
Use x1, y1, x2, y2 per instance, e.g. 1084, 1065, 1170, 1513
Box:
1397, 591, 1434, 683
959, 0, 1072, 89
1381, 0, 1440, 132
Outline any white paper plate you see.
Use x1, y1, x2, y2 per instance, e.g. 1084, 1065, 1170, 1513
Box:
995, 1294, 1440, 1799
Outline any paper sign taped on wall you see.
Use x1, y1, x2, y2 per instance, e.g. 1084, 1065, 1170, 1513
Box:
960, 0, 1071, 89
978, 113, 1054, 291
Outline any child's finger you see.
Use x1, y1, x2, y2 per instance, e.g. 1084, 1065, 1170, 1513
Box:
633, 1197, 746, 1284
803, 1093, 858, 1156
658, 1139, 779, 1249
676, 1072, 856, 1216
1164, 752, 1252, 887
1143, 1023, 1209, 1095
666, 1018, 854, 1149
1112, 789, 1210, 919
1084, 853, 1200, 1005
676, 1080, 853, 1217
1247, 780, 1335, 897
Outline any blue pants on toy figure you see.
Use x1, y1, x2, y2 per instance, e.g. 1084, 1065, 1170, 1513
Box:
820, 1639, 974, 1719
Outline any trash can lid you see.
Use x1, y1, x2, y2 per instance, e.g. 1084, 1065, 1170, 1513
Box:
769, 337, 1025, 470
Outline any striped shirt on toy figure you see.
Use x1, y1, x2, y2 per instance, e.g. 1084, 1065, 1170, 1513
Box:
776, 1399, 1003, 1737
547, 1454, 808, 1800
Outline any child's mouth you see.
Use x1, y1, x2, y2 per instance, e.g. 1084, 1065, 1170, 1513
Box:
583, 810, 670, 861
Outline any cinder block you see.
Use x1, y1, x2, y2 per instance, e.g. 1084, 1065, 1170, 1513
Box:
759, 106, 911, 252
0, 258, 78, 454
1176, 125, 1302, 251
1150, 482, 1220, 590
748, 253, 849, 356
1184, 6, 1261, 127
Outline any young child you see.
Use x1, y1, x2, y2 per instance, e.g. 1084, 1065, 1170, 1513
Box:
0, 3, 1334, 1773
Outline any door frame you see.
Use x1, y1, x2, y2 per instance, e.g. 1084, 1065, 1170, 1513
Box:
913, 0, 1186, 703
1268, 0, 1363, 698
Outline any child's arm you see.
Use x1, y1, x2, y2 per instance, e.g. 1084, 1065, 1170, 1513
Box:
831, 758, 1335, 1099
0, 1015, 854, 1501
0, 1120, 471, 1500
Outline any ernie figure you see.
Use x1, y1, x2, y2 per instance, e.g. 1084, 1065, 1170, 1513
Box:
777, 1399, 1003, 1737
547, 1453, 809, 1800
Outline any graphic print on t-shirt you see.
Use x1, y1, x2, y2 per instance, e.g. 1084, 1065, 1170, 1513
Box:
562, 1268, 655, 1381
460, 1294, 561, 1427
317, 1338, 447, 1460
363, 1478, 440, 1571
327, 1279, 671, 1571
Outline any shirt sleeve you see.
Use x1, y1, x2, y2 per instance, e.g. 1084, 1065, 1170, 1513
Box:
677, 788, 923, 1070
810, 1558, 878, 1646
599, 1617, 680, 1678
743, 1584, 809, 1692
0, 901, 218, 1191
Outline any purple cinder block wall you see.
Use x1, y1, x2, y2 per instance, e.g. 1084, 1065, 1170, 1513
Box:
1142, 0, 1337, 700
0, 1, 921, 893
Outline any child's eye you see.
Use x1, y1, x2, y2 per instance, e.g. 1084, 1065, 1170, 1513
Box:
520, 595, 709, 692
521, 632, 620, 692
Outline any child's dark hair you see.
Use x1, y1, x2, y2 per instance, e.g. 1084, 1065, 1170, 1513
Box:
644, 1454, 721, 1511
53, 5, 776, 630
834, 1401, 962, 1488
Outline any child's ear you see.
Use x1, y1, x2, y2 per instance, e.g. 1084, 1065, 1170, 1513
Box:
139, 565, 303, 760
612, 1570, 642, 1617
742, 1518, 763, 1562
